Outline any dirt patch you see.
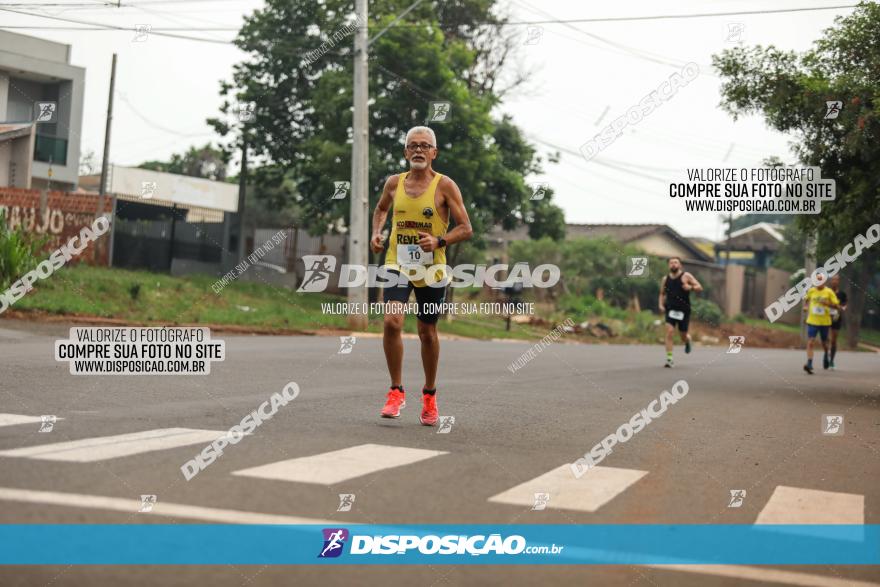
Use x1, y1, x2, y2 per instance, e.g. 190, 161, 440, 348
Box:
690, 322, 803, 349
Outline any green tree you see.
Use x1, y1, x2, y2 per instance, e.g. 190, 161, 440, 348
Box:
714, 2, 880, 347
139, 143, 230, 181
526, 197, 566, 241
209, 0, 564, 248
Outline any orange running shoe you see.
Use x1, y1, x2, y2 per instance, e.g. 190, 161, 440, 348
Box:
380, 388, 405, 418
420, 391, 439, 426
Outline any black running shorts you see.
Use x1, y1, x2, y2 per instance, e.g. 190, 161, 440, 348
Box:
383, 270, 446, 324
664, 308, 690, 332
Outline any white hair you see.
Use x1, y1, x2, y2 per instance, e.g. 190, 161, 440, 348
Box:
405, 126, 436, 147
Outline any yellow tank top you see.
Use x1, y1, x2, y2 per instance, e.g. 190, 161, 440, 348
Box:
384, 171, 449, 287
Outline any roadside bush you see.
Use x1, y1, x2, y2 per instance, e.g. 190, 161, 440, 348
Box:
558, 293, 628, 321
128, 283, 142, 301
691, 298, 725, 326
0, 210, 48, 290
508, 237, 666, 309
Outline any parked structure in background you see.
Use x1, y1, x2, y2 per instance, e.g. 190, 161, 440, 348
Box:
566, 224, 713, 263
80, 166, 238, 275
686, 235, 716, 260
489, 222, 801, 323
714, 222, 786, 268
489, 223, 712, 265
0, 31, 85, 191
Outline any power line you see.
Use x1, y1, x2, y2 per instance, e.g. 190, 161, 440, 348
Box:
0, 1, 858, 21
512, 0, 694, 69
1, 2, 858, 45
117, 91, 216, 137
0, 0, 252, 4
122, 0, 256, 4
0, 24, 238, 29
500, 3, 859, 24
529, 135, 669, 183
125, 0, 234, 37
0, 2, 113, 6
0, 6, 235, 42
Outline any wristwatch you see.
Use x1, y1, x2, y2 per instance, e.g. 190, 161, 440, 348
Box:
437, 236, 447, 248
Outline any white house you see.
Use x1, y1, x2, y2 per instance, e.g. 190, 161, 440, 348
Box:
0, 31, 86, 191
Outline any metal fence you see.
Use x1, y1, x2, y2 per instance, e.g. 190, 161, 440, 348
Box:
112, 194, 227, 273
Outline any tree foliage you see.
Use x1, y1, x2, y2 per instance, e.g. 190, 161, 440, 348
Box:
713, 2, 880, 345
138, 143, 230, 181
508, 237, 669, 310
209, 0, 565, 242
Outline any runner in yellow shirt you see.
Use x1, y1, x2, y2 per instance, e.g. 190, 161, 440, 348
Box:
802, 275, 840, 374
370, 126, 473, 425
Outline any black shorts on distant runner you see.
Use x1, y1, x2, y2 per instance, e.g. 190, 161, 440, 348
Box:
383, 270, 446, 324
665, 308, 690, 332
831, 317, 844, 331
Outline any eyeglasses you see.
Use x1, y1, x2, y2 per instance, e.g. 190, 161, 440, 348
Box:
406, 142, 435, 152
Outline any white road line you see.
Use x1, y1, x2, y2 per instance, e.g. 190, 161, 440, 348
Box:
0, 428, 229, 462
487, 464, 647, 512
232, 443, 448, 485
0, 489, 874, 586
643, 564, 880, 587
0, 487, 341, 525
2, 489, 870, 587
756, 485, 864, 524
0, 414, 64, 429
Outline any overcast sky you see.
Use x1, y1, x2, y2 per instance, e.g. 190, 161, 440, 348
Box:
0, 0, 858, 240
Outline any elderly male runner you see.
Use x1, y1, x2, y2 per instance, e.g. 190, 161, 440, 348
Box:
370, 126, 473, 425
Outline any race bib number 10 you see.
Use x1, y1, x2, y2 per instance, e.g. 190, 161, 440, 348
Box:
398, 244, 433, 267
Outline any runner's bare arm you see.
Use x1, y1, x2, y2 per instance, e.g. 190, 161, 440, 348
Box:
683, 272, 703, 292
371, 176, 397, 253
659, 276, 667, 312
418, 177, 473, 251
440, 177, 473, 245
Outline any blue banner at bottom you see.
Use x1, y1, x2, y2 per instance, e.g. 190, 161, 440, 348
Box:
0, 524, 877, 565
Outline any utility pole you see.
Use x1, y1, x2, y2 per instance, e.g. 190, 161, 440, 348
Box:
98, 52, 117, 266
348, 0, 369, 331
236, 137, 248, 261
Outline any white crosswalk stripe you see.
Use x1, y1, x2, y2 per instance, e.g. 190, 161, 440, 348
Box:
756, 485, 865, 524
232, 443, 448, 485
0, 428, 229, 462
488, 464, 648, 512
754, 485, 865, 540
0, 414, 64, 429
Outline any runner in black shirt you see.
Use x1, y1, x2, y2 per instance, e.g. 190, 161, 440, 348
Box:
659, 257, 703, 368
829, 275, 847, 370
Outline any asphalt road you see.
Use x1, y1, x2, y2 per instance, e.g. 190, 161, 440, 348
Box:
0, 318, 878, 586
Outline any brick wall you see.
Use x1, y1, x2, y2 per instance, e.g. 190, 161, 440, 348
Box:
0, 188, 112, 266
